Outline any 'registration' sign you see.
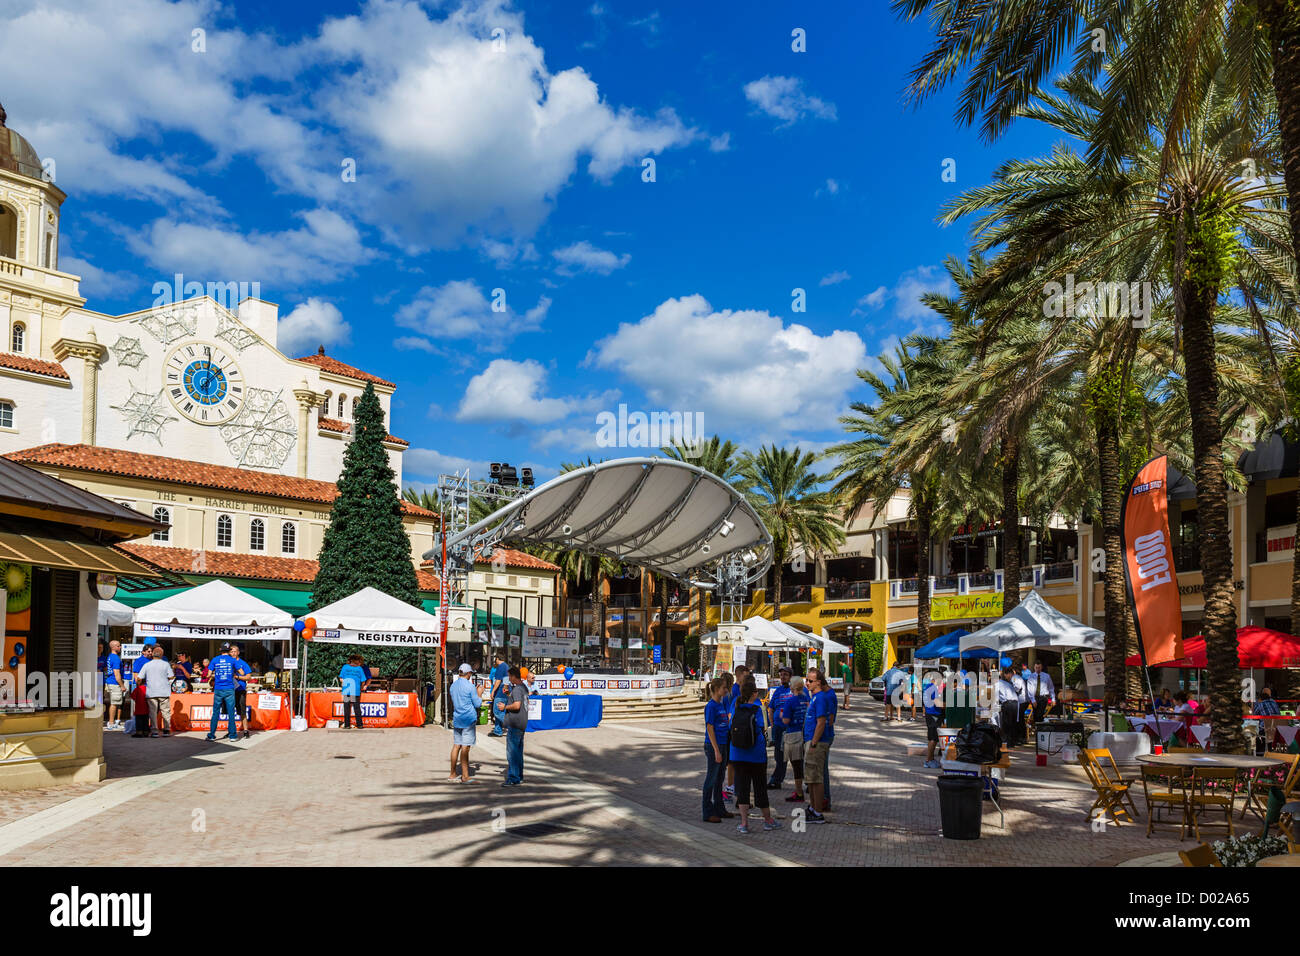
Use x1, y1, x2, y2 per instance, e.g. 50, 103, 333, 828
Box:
931, 594, 1003, 622
311, 628, 438, 647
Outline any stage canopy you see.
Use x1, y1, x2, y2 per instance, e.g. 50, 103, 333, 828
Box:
1124, 626, 1300, 668
427, 457, 773, 589
959, 590, 1104, 655
133, 579, 294, 641
306, 586, 442, 647
702, 616, 797, 648
813, 629, 854, 654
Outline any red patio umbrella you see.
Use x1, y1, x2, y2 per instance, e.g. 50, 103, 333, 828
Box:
1125, 626, 1300, 668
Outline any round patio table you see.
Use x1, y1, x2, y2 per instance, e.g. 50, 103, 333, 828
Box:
1256, 854, 1300, 867
1136, 753, 1281, 771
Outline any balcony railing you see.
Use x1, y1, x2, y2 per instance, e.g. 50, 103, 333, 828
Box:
825, 580, 872, 601
968, 571, 996, 589
934, 574, 959, 591
887, 561, 1079, 599
1043, 560, 1076, 583
780, 584, 813, 604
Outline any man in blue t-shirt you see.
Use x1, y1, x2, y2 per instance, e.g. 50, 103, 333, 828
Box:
766, 667, 793, 789
803, 672, 835, 823
338, 654, 370, 729
488, 653, 509, 737
104, 640, 125, 729
205, 643, 239, 741
230, 644, 253, 739
922, 673, 945, 768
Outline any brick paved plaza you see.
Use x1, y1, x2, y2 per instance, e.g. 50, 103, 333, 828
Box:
0, 700, 1200, 867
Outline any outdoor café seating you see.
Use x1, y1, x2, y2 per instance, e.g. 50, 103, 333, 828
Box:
1187, 767, 1238, 840
1139, 764, 1188, 839
1082, 748, 1138, 826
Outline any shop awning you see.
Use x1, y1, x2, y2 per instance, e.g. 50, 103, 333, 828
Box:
134, 579, 295, 640
1125, 626, 1300, 668
0, 524, 167, 589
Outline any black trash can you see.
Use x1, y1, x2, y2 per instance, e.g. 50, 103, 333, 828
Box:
936, 774, 983, 840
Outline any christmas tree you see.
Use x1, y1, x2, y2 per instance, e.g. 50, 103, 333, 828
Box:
307, 382, 423, 685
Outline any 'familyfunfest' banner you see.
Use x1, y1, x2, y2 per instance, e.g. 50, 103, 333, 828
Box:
1121, 455, 1183, 666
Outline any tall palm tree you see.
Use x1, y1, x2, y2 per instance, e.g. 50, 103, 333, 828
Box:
738, 446, 845, 621
938, 71, 1288, 749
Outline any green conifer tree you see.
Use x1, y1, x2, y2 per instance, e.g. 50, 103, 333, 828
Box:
307, 382, 422, 684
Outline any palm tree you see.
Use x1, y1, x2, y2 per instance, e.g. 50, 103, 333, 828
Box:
738, 446, 845, 621
937, 71, 1289, 749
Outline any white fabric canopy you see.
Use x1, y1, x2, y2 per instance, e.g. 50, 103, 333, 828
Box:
305, 587, 442, 647
98, 599, 134, 628
958, 590, 1103, 654
133, 580, 294, 639
816, 629, 854, 654
701, 616, 795, 648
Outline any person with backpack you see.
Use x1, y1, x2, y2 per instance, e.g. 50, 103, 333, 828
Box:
729, 675, 780, 834
702, 678, 733, 823
723, 666, 747, 802
766, 667, 793, 790
778, 675, 810, 803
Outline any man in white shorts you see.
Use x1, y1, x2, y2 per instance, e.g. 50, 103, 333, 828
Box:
448, 663, 482, 783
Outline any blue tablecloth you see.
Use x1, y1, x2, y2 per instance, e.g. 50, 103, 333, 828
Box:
526, 694, 603, 732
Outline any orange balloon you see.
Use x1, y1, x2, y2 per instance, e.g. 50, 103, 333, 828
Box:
520, 667, 531, 680
302, 629, 314, 642
305, 617, 317, 629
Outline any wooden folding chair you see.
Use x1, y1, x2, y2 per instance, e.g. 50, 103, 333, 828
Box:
1179, 843, 1223, 867
1081, 749, 1137, 826
1140, 764, 1189, 839
1242, 752, 1298, 823
1188, 767, 1238, 841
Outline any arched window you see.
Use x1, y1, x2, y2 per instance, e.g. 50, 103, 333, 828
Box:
216, 514, 233, 549
250, 518, 265, 551
351, 396, 358, 419
10, 323, 24, 353
152, 506, 170, 542
0, 205, 17, 260
337, 393, 346, 418
281, 522, 296, 555
0, 400, 13, 429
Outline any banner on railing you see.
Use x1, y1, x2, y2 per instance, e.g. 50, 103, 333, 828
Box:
1121, 455, 1183, 666
931, 593, 1003, 622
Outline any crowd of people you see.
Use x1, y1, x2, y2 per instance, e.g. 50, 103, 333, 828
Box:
703, 663, 839, 833
97, 637, 257, 740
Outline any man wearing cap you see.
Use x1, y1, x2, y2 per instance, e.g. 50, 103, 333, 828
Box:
487, 652, 509, 737
205, 642, 239, 742
766, 667, 794, 789
448, 663, 481, 783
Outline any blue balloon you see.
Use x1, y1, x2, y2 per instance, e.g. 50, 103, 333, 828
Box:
293, 620, 306, 632
7, 656, 17, 669
12, 642, 23, 656
564, 667, 574, 680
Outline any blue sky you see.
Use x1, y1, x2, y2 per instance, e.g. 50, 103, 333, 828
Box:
0, 0, 1059, 489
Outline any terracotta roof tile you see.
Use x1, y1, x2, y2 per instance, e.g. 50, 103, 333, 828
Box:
121, 542, 441, 590
0, 350, 70, 380
5, 444, 436, 519
422, 546, 559, 573
295, 349, 395, 388
316, 416, 409, 446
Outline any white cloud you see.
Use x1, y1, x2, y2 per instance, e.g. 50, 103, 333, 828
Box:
393, 336, 441, 353
820, 270, 851, 286
855, 286, 888, 312
743, 75, 837, 125
586, 294, 866, 437
404, 446, 492, 479
709, 132, 731, 152
552, 241, 631, 275
456, 358, 594, 424
59, 251, 137, 299
278, 298, 351, 356
851, 267, 955, 331
394, 280, 550, 352
126, 208, 372, 287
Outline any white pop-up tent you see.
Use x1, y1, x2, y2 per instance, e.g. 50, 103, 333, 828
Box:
958, 590, 1103, 655
133, 579, 294, 640
304, 587, 441, 647
816, 629, 854, 654
98, 599, 134, 628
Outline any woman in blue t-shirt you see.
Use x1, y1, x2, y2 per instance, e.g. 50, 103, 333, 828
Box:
729, 676, 780, 834
702, 679, 732, 823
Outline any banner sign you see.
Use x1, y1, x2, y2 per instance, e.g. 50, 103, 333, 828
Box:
134, 623, 293, 641
282, 657, 298, 670
310, 628, 438, 647
121, 643, 145, 660
521, 626, 580, 659
1122, 455, 1183, 665
1266, 524, 1296, 562
1081, 651, 1105, 686
931, 594, 1003, 622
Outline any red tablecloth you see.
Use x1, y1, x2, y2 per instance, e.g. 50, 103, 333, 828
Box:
168, 691, 291, 732
305, 691, 425, 728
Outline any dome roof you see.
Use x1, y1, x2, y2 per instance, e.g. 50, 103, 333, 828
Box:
0, 102, 46, 181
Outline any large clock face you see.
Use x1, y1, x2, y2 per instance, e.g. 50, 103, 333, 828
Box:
162, 342, 245, 424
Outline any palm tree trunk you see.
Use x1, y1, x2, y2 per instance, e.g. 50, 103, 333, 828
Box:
594, 571, 608, 666
1181, 253, 1246, 753
1097, 411, 1129, 706
916, 493, 932, 644
658, 573, 670, 663
1001, 433, 1022, 613
772, 555, 784, 622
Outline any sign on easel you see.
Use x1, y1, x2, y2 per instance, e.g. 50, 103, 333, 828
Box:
282, 657, 298, 670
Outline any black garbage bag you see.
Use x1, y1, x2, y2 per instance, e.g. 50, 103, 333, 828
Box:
954, 721, 1003, 764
